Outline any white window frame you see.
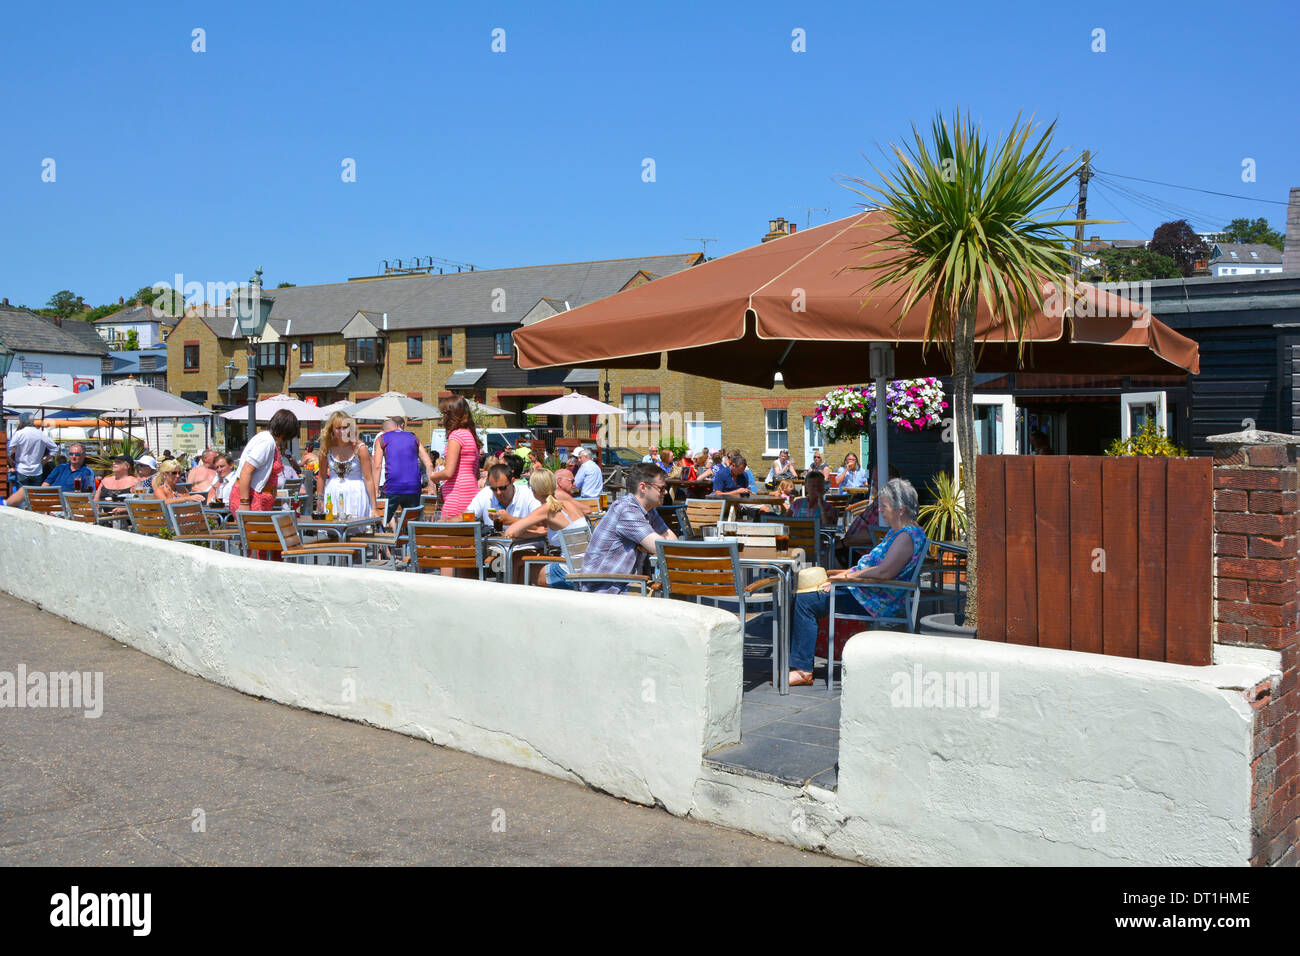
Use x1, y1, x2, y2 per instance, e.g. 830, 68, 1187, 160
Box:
802, 416, 826, 469
764, 408, 789, 455
953, 393, 1016, 482
622, 392, 660, 427
1121, 391, 1167, 440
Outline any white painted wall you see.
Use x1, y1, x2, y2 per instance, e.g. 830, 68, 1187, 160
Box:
3, 353, 101, 393
835, 632, 1276, 866
0, 508, 742, 815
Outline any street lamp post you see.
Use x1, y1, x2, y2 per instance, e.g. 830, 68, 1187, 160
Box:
0, 336, 15, 498
234, 269, 272, 448
223, 361, 237, 449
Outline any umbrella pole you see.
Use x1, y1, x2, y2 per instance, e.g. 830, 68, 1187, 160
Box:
870, 344, 893, 499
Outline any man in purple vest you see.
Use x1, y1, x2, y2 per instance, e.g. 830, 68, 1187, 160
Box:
371, 416, 436, 528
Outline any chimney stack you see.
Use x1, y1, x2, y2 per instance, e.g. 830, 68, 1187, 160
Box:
1284, 187, 1300, 272
762, 217, 791, 243
1, 297, 8, 307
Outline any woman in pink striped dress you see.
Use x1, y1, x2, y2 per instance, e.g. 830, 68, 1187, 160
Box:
428, 396, 480, 531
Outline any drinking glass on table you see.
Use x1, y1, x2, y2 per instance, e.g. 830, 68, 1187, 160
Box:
73, 477, 82, 492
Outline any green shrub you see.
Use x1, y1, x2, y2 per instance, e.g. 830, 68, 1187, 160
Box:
1105, 421, 1189, 457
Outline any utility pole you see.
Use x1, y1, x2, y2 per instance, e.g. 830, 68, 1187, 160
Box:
1072, 150, 1091, 282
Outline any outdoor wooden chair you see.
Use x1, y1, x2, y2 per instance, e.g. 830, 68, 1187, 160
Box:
125, 499, 170, 536
825, 532, 928, 689
655, 504, 692, 540
653, 539, 779, 638
58, 492, 98, 525
406, 521, 492, 579
760, 513, 822, 566
166, 502, 243, 554
684, 499, 724, 539
348, 506, 423, 570
263, 511, 369, 566
27, 487, 66, 517
519, 524, 591, 587
918, 540, 968, 618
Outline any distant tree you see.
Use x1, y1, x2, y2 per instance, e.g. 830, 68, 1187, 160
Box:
83, 303, 121, 322
1084, 247, 1182, 282
1219, 217, 1285, 251
1149, 220, 1209, 277
46, 290, 82, 318
131, 285, 159, 306
151, 288, 186, 316
276, 282, 296, 288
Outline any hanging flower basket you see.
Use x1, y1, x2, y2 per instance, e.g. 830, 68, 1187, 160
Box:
814, 379, 948, 443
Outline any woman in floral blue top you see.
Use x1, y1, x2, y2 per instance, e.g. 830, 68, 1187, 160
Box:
790, 477, 927, 686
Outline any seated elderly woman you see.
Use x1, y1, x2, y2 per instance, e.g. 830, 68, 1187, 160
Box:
789, 477, 927, 687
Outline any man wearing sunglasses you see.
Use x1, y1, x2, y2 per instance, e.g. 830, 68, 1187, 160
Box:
42, 444, 94, 493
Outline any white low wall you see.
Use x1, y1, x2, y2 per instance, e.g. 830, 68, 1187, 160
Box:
0, 509, 742, 815
836, 632, 1277, 866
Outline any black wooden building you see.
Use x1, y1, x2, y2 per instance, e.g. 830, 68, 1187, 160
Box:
869, 271, 1300, 500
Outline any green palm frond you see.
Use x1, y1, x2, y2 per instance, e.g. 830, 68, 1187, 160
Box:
841, 110, 1110, 363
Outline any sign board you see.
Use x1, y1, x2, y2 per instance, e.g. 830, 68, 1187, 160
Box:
305, 396, 319, 407
171, 420, 204, 456
21, 363, 43, 379
72, 378, 94, 393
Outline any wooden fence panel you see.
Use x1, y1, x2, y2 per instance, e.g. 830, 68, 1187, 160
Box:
1068, 457, 1105, 656
1033, 457, 1071, 650
976, 456, 1007, 642
1136, 457, 1168, 662
976, 455, 1210, 665
1003, 457, 1038, 646
1101, 458, 1140, 659
1165, 459, 1214, 666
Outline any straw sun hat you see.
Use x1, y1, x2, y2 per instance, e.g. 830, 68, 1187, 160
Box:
795, 567, 830, 594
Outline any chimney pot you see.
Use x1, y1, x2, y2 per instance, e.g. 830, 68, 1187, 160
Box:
790, 223, 798, 234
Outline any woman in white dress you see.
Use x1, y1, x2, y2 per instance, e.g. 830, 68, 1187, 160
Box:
316, 412, 378, 518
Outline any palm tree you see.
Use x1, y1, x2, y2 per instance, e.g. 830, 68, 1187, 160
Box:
844, 112, 1095, 628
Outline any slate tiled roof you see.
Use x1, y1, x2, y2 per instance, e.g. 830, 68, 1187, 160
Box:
258, 253, 703, 336
45, 317, 111, 354
0, 306, 107, 357
93, 304, 181, 328
1210, 243, 1284, 265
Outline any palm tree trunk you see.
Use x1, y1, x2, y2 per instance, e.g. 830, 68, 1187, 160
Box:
953, 299, 978, 629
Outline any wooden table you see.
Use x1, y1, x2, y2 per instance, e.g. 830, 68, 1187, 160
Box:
666, 478, 714, 499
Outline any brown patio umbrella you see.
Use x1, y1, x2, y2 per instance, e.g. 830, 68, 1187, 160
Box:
513, 211, 1200, 388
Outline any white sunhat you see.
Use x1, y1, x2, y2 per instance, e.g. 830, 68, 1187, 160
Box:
135, 454, 159, 470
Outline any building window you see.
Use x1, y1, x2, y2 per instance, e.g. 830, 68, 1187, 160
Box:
300, 339, 314, 365
494, 331, 512, 356
257, 342, 287, 367
407, 334, 423, 360
622, 392, 660, 425
438, 333, 452, 359
345, 337, 382, 365
184, 343, 199, 370
765, 409, 789, 454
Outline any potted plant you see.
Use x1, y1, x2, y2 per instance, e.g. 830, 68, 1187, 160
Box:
916, 470, 975, 637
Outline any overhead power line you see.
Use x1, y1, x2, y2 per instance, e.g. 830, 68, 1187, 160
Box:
1092, 168, 1290, 207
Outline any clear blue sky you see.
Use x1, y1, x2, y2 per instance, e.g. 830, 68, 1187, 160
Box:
3, 0, 1297, 308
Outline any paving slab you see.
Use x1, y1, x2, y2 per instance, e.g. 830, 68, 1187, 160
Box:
0, 592, 850, 866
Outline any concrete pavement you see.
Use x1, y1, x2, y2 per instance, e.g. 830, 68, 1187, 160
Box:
0, 592, 847, 866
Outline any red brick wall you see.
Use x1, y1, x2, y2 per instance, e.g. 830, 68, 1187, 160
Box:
1213, 438, 1299, 866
